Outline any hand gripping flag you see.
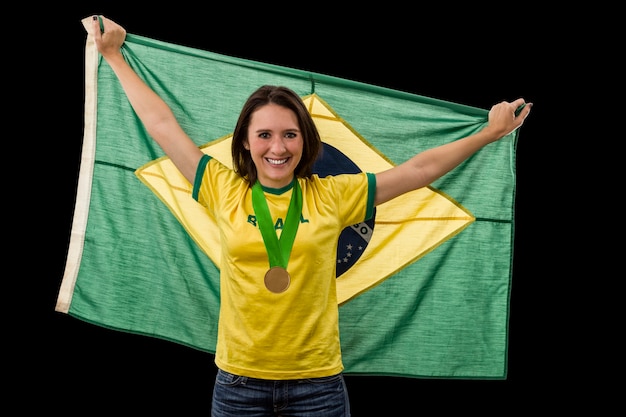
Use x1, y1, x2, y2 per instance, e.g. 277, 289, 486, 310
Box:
56, 16, 522, 379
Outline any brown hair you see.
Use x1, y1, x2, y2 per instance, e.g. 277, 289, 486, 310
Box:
231, 85, 322, 185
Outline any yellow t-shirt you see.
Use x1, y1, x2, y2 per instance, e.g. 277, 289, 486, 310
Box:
194, 155, 375, 379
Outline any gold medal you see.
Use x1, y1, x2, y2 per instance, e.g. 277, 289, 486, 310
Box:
253, 180, 301, 294
264, 266, 291, 293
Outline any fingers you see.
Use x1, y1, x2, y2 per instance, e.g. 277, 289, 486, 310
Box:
488, 98, 532, 137
513, 100, 533, 120
91, 15, 127, 51
92, 15, 106, 41
500, 98, 532, 120
91, 15, 100, 39
510, 97, 526, 109
514, 103, 527, 117
96, 15, 105, 33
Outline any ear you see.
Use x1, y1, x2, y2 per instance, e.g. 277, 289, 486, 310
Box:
243, 140, 250, 150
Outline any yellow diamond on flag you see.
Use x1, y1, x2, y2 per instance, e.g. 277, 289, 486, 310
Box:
135, 94, 474, 305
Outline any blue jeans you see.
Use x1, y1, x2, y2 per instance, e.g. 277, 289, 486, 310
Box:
211, 369, 351, 416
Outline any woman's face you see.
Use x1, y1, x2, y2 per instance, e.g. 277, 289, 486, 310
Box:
244, 103, 303, 189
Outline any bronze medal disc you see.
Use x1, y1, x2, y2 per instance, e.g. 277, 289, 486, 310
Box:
264, 266, 291, 293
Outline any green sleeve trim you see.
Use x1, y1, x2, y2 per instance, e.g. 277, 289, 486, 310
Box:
192, 154, 211, 201
365, 172, 376, 220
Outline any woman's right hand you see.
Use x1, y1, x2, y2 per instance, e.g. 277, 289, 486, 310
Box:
92, 15, 127, 58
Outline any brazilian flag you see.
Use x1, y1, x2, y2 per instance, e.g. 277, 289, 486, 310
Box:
56, 17, 520, 379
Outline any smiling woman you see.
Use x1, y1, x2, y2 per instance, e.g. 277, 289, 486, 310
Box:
51, 10, 540, 416
238, 100, 308, 189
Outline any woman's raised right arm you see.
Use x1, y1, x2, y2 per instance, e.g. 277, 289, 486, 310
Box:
92, 16, 204, 184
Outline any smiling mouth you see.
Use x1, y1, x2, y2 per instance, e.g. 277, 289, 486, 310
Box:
266, 158, 288, 165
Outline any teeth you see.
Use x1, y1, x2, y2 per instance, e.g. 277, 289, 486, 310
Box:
267, 158, 287, 165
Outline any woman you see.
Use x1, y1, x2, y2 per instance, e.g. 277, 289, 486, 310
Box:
92, 15, 531, 417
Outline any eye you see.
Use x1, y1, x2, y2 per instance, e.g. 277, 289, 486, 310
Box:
285, 132, 297, 139
259, 132, 270, 139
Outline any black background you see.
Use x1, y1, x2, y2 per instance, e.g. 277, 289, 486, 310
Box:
38, 6, 558, 414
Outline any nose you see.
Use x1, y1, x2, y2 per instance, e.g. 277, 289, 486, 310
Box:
269, 137, 287, 154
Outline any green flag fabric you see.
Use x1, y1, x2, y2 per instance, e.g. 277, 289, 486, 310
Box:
56, 17, 519, 379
